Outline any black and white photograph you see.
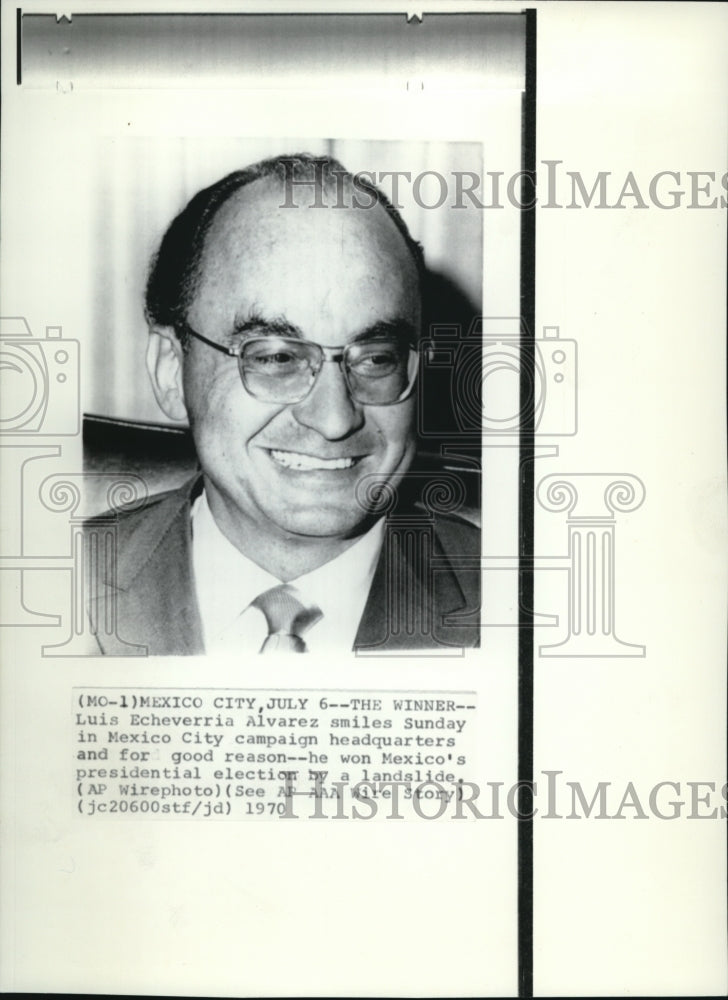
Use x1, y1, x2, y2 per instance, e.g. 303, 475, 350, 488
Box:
82, 140, 490, 656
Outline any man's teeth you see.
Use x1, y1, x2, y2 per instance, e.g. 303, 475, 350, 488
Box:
270, 449, 357, 471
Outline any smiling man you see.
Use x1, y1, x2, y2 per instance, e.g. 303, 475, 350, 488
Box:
87, 154, 480, 654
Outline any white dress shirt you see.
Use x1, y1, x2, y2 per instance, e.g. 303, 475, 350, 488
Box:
191, 491, 385, 653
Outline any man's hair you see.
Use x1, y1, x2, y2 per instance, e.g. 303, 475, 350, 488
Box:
144, 152, 425, 342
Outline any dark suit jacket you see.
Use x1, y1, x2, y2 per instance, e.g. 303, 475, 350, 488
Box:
84, 478, 481, 655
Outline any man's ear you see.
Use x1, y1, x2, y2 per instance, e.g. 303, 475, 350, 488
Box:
146, 327, 188, 422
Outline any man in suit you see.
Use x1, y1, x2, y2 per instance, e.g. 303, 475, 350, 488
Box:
86, 153, 480, 654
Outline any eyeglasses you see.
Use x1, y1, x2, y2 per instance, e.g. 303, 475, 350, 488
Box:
178, 322, 419, 406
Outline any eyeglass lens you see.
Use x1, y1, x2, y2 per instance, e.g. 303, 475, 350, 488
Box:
239, 337, 417, 404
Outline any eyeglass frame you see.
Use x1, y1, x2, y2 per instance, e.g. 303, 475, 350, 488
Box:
175, 320, 421, 407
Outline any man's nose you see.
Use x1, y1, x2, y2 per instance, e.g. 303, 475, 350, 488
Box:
290, 360, 365, 439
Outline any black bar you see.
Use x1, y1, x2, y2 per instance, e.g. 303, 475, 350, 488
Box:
16, 8, 22, 85
518, 7, 537, 1000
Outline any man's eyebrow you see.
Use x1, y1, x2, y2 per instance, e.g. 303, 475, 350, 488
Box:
352, 319, 419, 344
229, 314, 418, 344
230, 314, 304, 340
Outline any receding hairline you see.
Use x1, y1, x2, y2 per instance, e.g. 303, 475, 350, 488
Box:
196, 172, 422, 284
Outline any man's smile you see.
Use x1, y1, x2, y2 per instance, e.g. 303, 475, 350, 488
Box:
267, 448, 364, 472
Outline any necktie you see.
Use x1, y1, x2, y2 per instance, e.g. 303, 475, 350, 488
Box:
251, 584, 322, 653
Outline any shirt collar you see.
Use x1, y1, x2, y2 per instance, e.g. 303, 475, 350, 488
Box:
191, 490, 385, 649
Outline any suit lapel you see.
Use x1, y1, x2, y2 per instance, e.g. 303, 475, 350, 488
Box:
354, 518, 472, 651
117, 501, 203, 655
94, 481, 204, 656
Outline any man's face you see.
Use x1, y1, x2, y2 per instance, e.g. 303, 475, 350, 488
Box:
177, 178, 420, 549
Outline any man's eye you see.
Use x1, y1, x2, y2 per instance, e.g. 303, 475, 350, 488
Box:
352, 347, 400, 375
245, 347, 307, 373
260, 352, 296, 365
